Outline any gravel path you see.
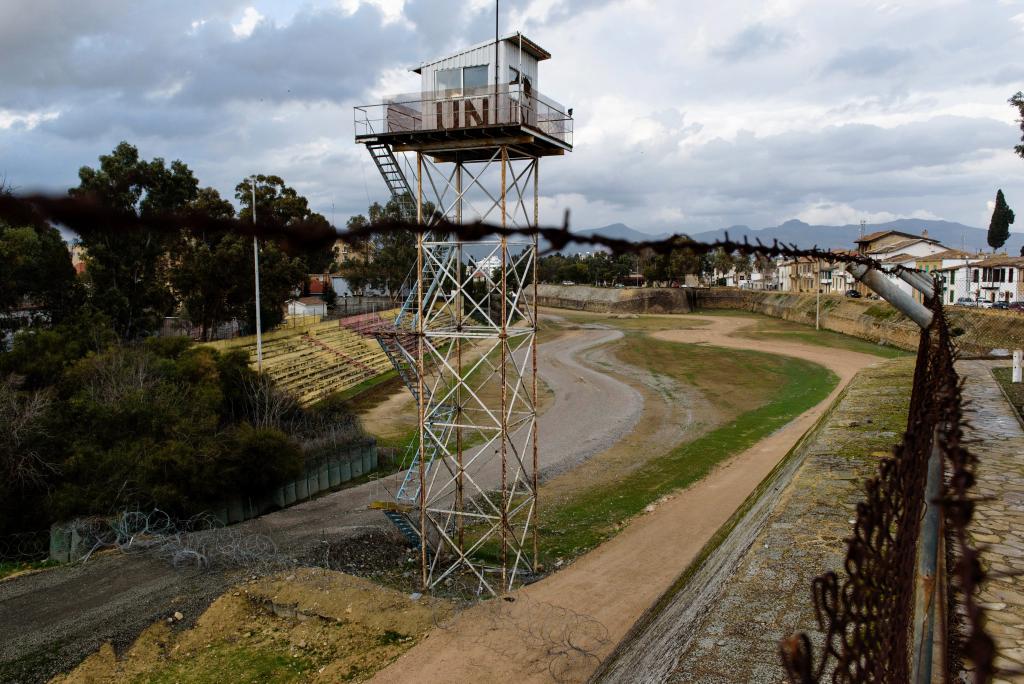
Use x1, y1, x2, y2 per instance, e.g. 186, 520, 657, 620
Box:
0, 326, 644, 684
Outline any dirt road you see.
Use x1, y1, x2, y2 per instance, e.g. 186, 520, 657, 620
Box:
0, 325, 645, 683
370, 314, 881, 683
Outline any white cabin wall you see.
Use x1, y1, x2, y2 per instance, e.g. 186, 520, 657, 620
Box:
502, 40, 538, 90
418, 39, 539, 95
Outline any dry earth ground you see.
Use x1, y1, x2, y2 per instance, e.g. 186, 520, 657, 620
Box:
7, 311, 889, 683
369, 314, 882, 683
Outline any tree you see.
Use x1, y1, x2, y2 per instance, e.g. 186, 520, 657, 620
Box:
1010, 92, 1024, 160
711, 248, 735, 282
322, 279, 337, 309
232, 176, 316, 332
70, 142, 199, 339
988, 189, 1015, 251
0, 219, 81, 331
168, 187, 241, 340
234, 174, 334, 273
341, 195, 428, 296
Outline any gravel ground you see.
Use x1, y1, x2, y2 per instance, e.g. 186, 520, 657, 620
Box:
0, 325, 646, 684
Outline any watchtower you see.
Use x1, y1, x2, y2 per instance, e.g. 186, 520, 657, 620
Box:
355, 32, 573, 595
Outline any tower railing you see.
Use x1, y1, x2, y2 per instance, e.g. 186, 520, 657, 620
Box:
354, 84, 573, 147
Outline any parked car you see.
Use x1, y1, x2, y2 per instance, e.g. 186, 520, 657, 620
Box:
844, 289, 862, 298
955, 297, 979, 308
992, 301, 1011, 310
976, 299, 994, 309
1009, 302, 1024, 313
561, 280, 575, 286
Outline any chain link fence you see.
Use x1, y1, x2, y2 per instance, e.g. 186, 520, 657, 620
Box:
779, 294, 995, 683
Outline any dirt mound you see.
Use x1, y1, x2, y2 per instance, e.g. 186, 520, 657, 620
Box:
52, 567, 452, 684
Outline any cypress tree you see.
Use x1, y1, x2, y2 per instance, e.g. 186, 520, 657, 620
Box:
987, 189, 1014, 251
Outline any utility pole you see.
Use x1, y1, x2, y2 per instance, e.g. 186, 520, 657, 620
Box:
252, 176, 263, 371
494, 0, 500, 97
816, 259, 821, 331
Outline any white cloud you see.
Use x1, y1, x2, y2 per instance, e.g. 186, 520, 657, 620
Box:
0, 108, 59, 131
231, 7, 264, 39
795, 201, 939, 226
338, 0, 409, 25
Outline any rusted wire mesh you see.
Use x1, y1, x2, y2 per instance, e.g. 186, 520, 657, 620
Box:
944, 306, 1024, 359
779, 292, 994, 683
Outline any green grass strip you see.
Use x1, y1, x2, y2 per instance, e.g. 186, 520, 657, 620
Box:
535, 352, 838, 562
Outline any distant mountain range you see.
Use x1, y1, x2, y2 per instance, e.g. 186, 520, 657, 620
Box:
550, 219, 1024, 256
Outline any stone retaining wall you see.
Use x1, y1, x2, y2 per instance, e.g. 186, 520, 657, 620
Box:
49, 442, 380, 562
535, 284, 695, 314
537, 285, 1023, 356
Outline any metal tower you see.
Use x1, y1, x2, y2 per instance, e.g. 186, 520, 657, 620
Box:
355, 33, 572, 595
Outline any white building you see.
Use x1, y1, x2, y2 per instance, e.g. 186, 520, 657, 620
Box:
939, 256, 1024, 304
287, 297, 327, 317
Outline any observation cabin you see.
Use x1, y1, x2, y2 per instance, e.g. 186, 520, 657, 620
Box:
354, 33, 573, 163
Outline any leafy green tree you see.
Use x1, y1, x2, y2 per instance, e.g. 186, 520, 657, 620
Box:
235, 174, 334, 273
988, 188, 1015, 251
168, 187, 242, 340
0, 220, 81, 330
0, 307, 116, 389
1010, 92, 1024, 160
341, 195, 432, 296
70, 142, 199, 339
50, 342, 305, 518
711, 248, 735, 282
322, 279, 337, 309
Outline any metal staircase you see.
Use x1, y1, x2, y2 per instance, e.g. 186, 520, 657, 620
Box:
363, 141, 459, 525
375, 329, 458, 503
365, 142, 416, 220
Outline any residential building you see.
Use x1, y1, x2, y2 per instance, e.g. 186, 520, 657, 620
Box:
69, 242, 87, 275
939, 256, 1024, 304
916, 249, 984, 304
855, 229, 945, 259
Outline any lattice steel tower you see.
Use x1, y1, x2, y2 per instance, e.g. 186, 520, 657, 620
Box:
354, 32, 573, 595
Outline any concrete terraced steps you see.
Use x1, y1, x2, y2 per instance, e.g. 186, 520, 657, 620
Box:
204, 315, 398, 406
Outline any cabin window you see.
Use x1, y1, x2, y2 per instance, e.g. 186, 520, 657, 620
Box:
463, 65, 488, 90
436, 68, 461, 94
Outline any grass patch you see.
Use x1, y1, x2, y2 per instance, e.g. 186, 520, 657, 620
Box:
863, 303, 904, 321
993, 367, 1024, 422
329, 369, 399, 404
739, 320, 909, 359
463, 332, 840, 566
533, 349, 836, 562
0, 558, 59, 581
137, 646, 315, 684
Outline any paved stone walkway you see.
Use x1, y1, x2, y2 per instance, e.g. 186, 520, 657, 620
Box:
958, 360, 1024, 682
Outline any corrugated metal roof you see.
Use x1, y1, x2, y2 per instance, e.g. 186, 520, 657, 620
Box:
412, 32, 550, 73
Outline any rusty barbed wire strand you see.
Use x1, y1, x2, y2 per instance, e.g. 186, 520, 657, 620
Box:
0, 192, 929, 275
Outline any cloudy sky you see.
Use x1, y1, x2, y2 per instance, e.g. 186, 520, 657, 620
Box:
1, 0, 1023, 234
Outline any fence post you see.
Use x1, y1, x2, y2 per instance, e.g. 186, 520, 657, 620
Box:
1014, 350, 1022, 383
899, 270, 936, 302
845, 263, 934, 329
911, 428, 945, 683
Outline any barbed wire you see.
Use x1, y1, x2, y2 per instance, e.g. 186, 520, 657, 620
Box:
0, 530, 50, 562
0, 192, 926, 275
68, 509, 287, 573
